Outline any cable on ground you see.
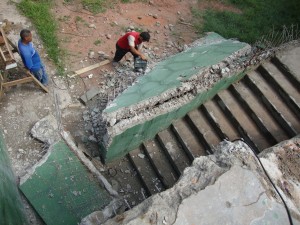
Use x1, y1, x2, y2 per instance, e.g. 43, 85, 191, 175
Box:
232, 138, 294, 225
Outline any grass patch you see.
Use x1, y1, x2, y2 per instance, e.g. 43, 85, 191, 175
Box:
18, 0, 64, 74
94, 39, 101, 46
82, 0, 147, 14
82, 0, 107, 14
193, 0, 300, 44
75, 16, 85, 23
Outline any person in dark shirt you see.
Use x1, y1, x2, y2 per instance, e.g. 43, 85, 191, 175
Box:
18, 29, 48, 85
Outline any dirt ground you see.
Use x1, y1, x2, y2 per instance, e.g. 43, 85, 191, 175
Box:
0, 0, 239, 224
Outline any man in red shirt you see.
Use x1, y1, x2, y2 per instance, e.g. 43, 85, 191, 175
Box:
113, 31, 150, 63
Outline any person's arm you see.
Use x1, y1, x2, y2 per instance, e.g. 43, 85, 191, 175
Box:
22, 51, 34, 71
128, 35, 147, 60
137, 42, 143, 51
18, 42, 34, 71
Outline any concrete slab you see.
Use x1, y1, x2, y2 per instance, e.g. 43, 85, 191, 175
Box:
277, 43, 300, 81
20, 140, 112, 225
100, 33, 256, 162
174, 166, 290, 225
105, 33, 246, 113
80, 87, 101, 104
82, 137, 300, 225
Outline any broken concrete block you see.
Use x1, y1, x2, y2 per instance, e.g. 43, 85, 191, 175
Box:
80, 87, 101, 104
82, 137, 300, 225
98, 33, 256, 163
31, 114, 61, 145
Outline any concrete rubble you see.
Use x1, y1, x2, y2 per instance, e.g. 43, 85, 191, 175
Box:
31, 114, 61, 145
81, 36, 240, 151
81, 136, 300, 225
81, 41, 180, 147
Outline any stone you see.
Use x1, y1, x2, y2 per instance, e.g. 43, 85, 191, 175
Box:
31, 114, 61, 145
88, 24, 96, 29
137, 153, 145, 159
80, 87, 101, 104
88, 51, 95, 59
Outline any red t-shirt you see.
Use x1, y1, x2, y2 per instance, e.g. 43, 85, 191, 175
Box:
117, 32, 142, 50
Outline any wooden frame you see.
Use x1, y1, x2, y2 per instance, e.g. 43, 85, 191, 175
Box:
0, 70, 49, 98
0, 26, 48, 98
0, 26, 17, 70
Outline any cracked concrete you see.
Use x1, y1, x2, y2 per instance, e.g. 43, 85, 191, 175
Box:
82, 137, 300, 225
99, 33, 278, 162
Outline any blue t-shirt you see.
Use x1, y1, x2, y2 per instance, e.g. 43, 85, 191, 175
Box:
18, 40, 42, 72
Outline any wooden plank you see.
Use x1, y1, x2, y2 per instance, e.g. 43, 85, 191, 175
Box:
0, 48, 7, 62
6, 37, 18, 53
27, 71, 49, 93
0, 27, 15, 61
0, 72, 3, 98
2, 76, 33, 88
69, 59, 110, 78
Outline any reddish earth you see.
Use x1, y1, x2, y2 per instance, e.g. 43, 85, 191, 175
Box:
49, 0, 241, 92
53, 0, 198, 73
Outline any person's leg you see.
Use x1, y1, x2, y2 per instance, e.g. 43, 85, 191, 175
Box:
31, 67, 48, 85
40, 65, 48, 85
31, 69, 43, 83
113, 44, 128, 62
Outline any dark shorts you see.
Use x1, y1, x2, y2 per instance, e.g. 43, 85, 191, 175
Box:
113, 44, 138, 62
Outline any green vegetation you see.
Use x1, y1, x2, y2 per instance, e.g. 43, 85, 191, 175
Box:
18, 0, 64, 74
75, 16, 85, 23
17, 0, 300, 75
193, 0, 300, 44
82, 0, 107, 14
94, 39, 101, 46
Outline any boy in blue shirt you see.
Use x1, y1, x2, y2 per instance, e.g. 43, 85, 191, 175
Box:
18, 29, 48, 85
